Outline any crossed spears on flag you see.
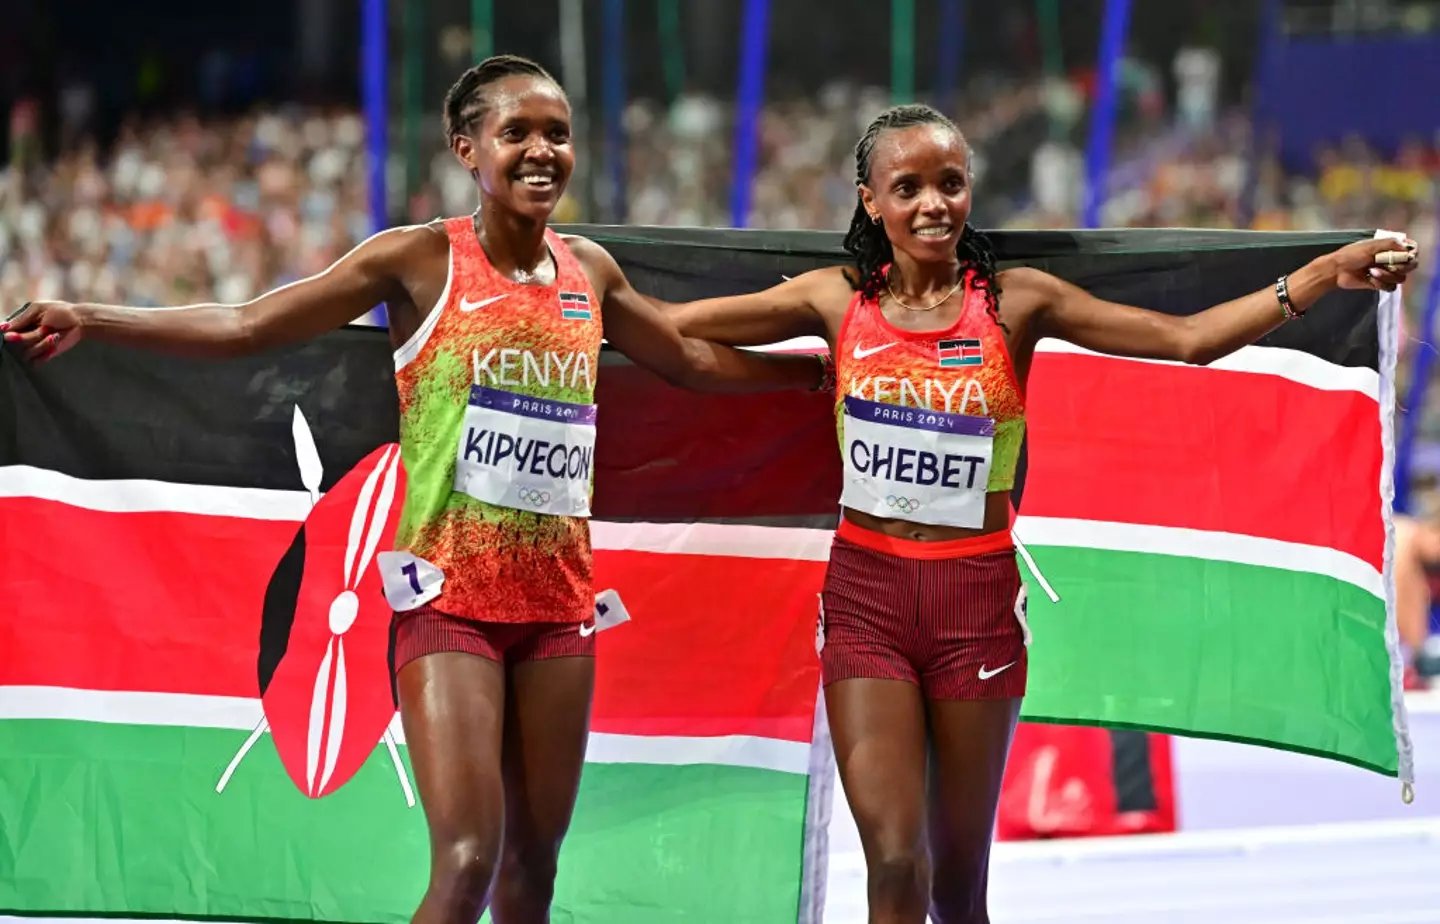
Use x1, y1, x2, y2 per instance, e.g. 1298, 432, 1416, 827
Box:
215, 406, 416, 807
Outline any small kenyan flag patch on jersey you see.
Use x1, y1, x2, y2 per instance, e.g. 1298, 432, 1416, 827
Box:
559, 291, 592, 321
937, 338, 982, 367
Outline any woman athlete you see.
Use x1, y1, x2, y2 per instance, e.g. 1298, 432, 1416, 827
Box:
4, 56, 822, 924
666, 104, 1419, 923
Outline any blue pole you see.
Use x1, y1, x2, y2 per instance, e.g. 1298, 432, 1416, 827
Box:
936, 0, 964, 113
1395, 245, 1440, 514
1081, 0, 1131, 229
602, 0, 628, 223
1240, 0, 1282, 227
730, 0, 770, 228
362, 0, 387, 326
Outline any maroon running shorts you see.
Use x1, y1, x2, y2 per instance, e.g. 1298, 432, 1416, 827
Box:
390, 603, 596, 676
818, 517, 1029, 700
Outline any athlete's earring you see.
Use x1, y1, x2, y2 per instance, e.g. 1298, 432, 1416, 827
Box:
870, 213, 881, 225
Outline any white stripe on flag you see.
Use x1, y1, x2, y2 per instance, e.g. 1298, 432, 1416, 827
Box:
5, 467, 1377, 593
0, 465, 312, 520
1035, 338, 1380, 399
591, 520, 833, 560
0, 466, 836, 559
0, 686, 809, 776
1015, 515, 1383, 599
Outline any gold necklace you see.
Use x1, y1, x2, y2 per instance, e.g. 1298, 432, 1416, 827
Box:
885, 272, 963, 312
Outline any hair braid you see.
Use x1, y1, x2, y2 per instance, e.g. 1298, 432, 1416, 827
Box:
443, 54, 561, 142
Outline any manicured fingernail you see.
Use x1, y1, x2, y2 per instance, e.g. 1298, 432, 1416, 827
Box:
0, 323, 8, 332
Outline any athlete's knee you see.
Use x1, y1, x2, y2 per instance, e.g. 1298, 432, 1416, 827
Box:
497, 840, 561, 902
431, 833, 500, 907
928, 858, 990, 922
867, 849, 929, 911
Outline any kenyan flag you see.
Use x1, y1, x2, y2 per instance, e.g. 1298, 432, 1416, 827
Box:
0, 225, 1413, 922
590, 223, 1412, 783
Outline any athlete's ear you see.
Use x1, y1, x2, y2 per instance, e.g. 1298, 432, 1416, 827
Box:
858, 183, 880, 223
451, 134, 479, 175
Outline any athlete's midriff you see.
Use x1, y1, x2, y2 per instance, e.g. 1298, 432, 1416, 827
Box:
833, 267, 1025, 542
389, 217, 603, 623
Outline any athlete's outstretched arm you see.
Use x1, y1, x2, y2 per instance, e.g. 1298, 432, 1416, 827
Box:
1012, 236, 1419, 366
657, 270, 837, 347
3, 226, 437, 363
569, 237, 824, 393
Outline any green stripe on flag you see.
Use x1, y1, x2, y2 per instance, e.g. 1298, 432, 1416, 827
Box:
0, 720, 808, 923
1018, 545, 1396, 775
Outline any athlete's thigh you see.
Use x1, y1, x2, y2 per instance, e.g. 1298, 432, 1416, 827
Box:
826, 677, 929, 857
397, 651, 508, 850
923, 697, 1021, 869
499, 654, 596, 849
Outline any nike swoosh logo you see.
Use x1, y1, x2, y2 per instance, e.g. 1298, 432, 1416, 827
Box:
460, 294, 509, 312
578, 621, 597, 638
977, 660, 1018, 680
852, 341, 898, 360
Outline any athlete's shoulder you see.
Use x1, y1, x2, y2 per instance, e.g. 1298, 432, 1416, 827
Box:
556, 233, 625, 296
361, 221, 451, 265
994, 265, 1059, 315
796, 265, 857, 299
556, 233, 611, 268
995, 265, 1055, 298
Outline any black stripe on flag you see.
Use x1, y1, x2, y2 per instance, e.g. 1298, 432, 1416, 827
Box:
2, 228, 1383, 522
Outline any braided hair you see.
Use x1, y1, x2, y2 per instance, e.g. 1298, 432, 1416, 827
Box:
443, 54, 562, 142
841, 104, 1003, 330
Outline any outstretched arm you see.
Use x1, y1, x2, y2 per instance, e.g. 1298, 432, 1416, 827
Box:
569, 236, 826, 393
659, 270, 836, 347
1015, 236, 1419, 365
3, 225, 438, 363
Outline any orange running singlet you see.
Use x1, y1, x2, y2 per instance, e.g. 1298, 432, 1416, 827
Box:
833, 266, 1025, 495
379, 217, 603, 624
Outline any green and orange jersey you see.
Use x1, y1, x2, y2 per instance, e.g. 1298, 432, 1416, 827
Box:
832, 267, 1026, 491
392, 218, 602, 624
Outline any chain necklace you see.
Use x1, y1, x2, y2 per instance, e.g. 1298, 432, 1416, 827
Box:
885, 270, 964, 312
472, 208, 556, 285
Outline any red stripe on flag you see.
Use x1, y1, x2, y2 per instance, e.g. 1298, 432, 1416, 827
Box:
1, 498, 823, 740
593, 550, 824, 743
1023, 353, 1384, 567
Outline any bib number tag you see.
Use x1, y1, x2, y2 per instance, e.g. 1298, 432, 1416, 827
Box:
592, 588, 631, 632
454, 385, 597, 518
375, 550, 445, 612
839, 395, 994, 529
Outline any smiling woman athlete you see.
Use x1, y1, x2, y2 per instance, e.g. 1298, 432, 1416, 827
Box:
3, 55, 822, 924
665, 104, 1419, 924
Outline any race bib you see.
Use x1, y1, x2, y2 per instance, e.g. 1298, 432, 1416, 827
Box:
375, 550, 445, 612
454, 385, 597, 517
839, 395, 993, 528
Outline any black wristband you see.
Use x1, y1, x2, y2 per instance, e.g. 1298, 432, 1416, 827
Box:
1275, 275, 1301, 321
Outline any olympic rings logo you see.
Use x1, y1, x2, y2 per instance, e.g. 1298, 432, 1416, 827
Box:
885, 495, 922, 513
518, 488, 552, 506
